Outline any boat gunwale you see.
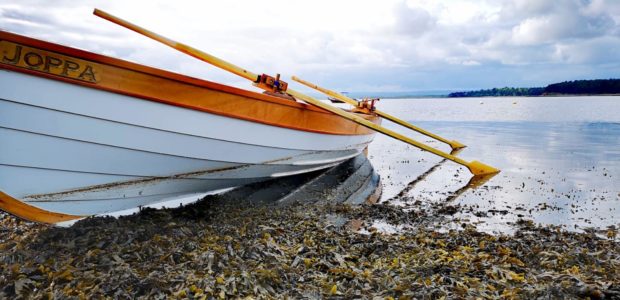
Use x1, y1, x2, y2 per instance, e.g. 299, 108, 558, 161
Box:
0, 30, 380, 137
0, 30, 319, 110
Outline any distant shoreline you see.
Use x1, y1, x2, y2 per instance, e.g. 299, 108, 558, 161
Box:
351, 79, 620, 99
447, 79, 620, 98
369, 93, 620, 99
445, 93, 620, 99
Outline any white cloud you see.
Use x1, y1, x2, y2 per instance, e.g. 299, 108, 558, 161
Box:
510, 2, 615, 46
393, 1, 436, 37
553, 36, 620, 64
0, 0, 618, 91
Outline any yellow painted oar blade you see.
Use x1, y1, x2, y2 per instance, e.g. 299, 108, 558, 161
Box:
467, 161, 500, 176
291, 76, 466, 150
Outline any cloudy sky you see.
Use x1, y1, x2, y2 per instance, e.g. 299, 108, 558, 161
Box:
1, 0, 619, 94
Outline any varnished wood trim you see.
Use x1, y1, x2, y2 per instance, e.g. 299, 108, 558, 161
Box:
0, 190, 83, 224
0, 30, 380, 135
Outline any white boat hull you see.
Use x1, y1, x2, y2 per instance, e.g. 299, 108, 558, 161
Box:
0, 70, 374, 217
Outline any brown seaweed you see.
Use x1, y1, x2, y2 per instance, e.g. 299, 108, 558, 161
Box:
1, 193, 619, 299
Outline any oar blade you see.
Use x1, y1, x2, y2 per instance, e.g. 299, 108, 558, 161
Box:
449, 140, 466, 150
466, 160, 500, 176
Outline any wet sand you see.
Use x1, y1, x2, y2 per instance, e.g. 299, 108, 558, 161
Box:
369, 97, 620, 233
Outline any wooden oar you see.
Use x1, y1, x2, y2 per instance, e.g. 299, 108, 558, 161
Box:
291, 76, 466, 151
93, 9, 500, 176
94, 9, 259, 82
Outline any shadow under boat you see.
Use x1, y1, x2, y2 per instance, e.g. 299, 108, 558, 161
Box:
190, 153, 381, 208
96, 153, 381, 223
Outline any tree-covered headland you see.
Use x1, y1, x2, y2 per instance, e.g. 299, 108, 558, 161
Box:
448, 79, 620, 97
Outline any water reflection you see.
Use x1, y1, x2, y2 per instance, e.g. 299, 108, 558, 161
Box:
368, 97, 620, 234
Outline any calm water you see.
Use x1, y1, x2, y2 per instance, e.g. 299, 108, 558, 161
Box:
367, 96, 620, 234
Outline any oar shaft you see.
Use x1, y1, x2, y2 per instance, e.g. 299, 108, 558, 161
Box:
294, 89, 497, 175
291, 76, 357, 106
291, 76, 465, 150
93, 9, 259, 82
287, 90, 469, 166
375, 111, 464, 149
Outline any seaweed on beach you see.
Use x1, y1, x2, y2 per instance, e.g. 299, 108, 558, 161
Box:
1, 194, 619, 299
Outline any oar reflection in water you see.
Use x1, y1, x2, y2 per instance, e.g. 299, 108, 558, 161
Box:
388, 149, 460, 201
444, 173, 498, 203
388, 147, 497, 203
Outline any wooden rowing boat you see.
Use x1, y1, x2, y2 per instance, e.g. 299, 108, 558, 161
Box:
0, 30, 381, 224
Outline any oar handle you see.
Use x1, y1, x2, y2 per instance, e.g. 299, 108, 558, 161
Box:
93, 9, 259, 82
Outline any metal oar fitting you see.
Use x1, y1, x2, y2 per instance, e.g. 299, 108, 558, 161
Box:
255, 73, 288, 93
358, 98, 379, 111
